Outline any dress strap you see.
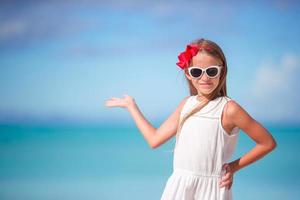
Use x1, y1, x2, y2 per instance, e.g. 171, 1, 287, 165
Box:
180, 95, 198, 117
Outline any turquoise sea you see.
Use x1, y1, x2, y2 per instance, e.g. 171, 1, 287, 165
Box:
0, 123, 299, 200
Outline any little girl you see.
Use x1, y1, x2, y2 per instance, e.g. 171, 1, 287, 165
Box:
105, 38, 277, 200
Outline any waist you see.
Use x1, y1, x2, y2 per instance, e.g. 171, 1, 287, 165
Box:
173, 168, 225, 178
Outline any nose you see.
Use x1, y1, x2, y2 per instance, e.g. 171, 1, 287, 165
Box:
201, 72, 210, 81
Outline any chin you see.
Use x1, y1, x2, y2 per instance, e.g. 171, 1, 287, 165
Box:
197, 86, 218, 95
193, 83, 217, 95
200, 86, 213, 92
201, 91, 213, 95
197, 89, 213, 95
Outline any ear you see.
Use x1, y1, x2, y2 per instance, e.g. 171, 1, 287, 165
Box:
185, 70, 192, 81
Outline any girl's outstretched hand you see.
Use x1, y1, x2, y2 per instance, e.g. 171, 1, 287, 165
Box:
219, 163, 234, 190
105, 94, 136, 109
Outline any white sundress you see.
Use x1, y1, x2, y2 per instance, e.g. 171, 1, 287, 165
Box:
161, 95, 240, 200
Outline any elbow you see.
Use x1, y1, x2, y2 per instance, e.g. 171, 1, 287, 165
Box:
149, 133, 160, 149
148, 131, 162, 149
150, 142, 159, 149
266, 138, 277, 152
149, 139, 161, 149
271, 140, 277, 151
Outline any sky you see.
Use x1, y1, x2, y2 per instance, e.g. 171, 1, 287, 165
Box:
0, 0, 300, 125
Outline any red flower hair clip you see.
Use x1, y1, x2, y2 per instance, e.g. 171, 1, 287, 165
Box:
176, 44, 212, 69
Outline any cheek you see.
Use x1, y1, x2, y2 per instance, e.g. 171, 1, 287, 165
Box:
202, 77, 220, 89
192, 79, 199, 84
190, 79, 199, 88
213, 78, 220, 85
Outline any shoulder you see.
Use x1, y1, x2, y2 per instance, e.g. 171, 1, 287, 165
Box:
180, 95, 192, 106
223, 98, 243, 115
183, 95, 192, 102
223, 98, 254, 127
176, 95, 193, 111
223, 98, 245, 118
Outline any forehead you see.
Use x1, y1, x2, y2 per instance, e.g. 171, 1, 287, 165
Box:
191, 52, 221, 67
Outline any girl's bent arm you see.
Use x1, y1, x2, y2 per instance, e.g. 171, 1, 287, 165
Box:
127, 96, 189, 149
225, 100, 277, 173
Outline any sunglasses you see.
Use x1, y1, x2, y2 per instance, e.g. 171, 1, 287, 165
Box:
188, 65, 222, 79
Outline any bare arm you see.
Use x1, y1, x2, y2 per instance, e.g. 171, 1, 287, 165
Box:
105, 94, 189, 149
219, 100, 277, 189
226, 100, 277, 173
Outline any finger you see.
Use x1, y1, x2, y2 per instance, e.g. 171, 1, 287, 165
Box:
219, 180, 232, 188
105, 98, 116, 103
221, 172, 232, 181
105, 101, 114, 107
105, 100, 119, 107
219, 177, 232, 187
110, 97, 120, 100
106, 98, 122, 104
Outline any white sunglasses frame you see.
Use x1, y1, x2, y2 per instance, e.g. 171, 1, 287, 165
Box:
187, 65, 222, 79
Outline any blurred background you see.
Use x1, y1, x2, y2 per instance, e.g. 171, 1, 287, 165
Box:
0, 0, 299, 199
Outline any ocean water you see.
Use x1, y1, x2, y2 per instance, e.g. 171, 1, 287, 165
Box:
0, 123, 299, 200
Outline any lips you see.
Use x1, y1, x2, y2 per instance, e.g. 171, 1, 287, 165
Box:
200, 83, 212, 85
199, 83, 213, 89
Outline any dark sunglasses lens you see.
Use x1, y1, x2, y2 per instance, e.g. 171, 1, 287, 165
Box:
206, 67, 219, 77
190, 68, 202, 78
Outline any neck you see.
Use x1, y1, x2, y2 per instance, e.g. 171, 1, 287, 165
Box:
196, 93, 211, 102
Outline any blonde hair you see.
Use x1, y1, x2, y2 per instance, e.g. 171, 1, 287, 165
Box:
173, 38, 229, 151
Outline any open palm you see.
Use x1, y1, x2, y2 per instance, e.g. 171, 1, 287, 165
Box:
105, 94, 135, 109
